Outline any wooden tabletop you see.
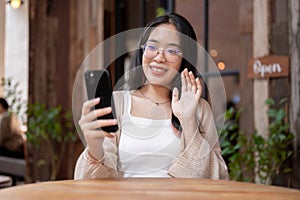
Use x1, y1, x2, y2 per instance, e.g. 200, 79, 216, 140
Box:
0, 178, 299, 200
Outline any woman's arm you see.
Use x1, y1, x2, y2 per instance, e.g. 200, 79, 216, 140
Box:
168, 99, 229, 180
74, 91, 125, 180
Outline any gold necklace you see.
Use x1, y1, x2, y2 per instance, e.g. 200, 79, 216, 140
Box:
139, 89, 170, 106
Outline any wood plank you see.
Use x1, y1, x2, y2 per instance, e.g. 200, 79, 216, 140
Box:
0, 178, 299, 200
238, 2, 255, 179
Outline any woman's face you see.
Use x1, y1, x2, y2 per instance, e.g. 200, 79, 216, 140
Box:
142, 24, 182, 87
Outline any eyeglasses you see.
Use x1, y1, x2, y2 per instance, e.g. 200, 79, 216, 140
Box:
141, 43, 183, 63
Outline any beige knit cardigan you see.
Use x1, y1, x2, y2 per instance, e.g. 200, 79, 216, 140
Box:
74, 91, 229, 180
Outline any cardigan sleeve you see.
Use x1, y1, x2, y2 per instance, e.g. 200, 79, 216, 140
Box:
168, 99, 229, 180
74, 136, 119, 180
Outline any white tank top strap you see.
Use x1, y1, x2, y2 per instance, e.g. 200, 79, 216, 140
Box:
123, 91, 131, 114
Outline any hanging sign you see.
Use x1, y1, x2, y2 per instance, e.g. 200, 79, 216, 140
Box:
248, 55, 289, 79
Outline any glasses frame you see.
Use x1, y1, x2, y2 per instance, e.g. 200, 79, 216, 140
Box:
141, 44, 183, 63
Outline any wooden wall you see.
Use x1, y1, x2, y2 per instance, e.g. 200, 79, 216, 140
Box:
289, 0, 300, 189
28, 0, 104, 181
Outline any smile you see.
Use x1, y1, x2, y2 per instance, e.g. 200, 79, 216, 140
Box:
150, 66, 168, 74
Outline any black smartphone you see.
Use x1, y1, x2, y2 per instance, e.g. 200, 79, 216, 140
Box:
84, 69, 119, 132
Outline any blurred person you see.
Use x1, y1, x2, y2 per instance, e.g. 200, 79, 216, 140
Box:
74, 13, 228, 179
0, 98, 25, 159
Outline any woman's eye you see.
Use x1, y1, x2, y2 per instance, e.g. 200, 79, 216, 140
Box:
167, 48, 180, 55
146, 45, 157, 51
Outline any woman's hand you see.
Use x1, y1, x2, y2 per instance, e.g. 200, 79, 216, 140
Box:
79, 98, 118, 160
172, 68, 202, 121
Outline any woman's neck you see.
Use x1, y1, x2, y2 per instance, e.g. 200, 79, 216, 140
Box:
140, 84, 170, 102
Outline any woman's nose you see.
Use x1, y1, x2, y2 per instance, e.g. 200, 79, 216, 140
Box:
153, 49, 166, 63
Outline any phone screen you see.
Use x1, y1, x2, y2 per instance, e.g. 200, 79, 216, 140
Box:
84, 69, 119, 132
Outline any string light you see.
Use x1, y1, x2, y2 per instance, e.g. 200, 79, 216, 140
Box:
217, 61, 226, 70
210, 49, 218, 57
7, 0, 24, 10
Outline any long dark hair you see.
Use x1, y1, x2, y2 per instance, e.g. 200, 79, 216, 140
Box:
129, 13, 199, 132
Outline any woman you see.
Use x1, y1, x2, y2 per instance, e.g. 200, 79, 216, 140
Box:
75, 13, 228, 179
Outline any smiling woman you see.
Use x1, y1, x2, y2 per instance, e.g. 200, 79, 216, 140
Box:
74, 13, 228, 180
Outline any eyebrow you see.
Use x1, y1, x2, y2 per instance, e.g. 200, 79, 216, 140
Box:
147, 39, 181, 48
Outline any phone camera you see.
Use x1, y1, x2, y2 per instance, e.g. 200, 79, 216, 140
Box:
89, 72, 94, 78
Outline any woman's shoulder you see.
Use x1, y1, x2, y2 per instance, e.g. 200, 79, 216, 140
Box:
112, 90, 136, 98
112, 90, 127, 96
112, 90, 133, 110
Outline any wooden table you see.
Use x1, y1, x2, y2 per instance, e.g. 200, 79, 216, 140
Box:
0, 178, 299, 200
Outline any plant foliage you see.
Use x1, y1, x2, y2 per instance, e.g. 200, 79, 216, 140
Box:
219, 98, 294, 184
26, 103, 77, 180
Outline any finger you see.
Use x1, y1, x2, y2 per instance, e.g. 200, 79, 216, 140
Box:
195, 78, 202, 100
196, 77, 202, 92
189, 71, 197, 93
80, 107, 112, 125
172, 87, 179, 103
181, 69, 187, 91
81, 119, 117, 140
185, 70, 192, 90
85, 130, 115, 139
96, 119, 118, 129
85, 118, 117, 130
81, 98, 100, 116
103, 132, 115, 138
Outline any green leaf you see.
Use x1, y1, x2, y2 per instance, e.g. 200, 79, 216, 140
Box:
36, 159, 46, 167
278, 98, 287, 105
276, 108, 286, 121
265, 98, 275, 106
283, 168, 292, 173
267, 109, 277, 118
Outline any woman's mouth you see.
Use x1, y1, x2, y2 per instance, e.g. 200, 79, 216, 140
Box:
150, 65, 168, 75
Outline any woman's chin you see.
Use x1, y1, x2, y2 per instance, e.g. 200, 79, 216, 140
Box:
145, 80, 171, 89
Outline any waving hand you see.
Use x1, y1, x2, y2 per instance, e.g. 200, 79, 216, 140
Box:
172, 68, 202, 121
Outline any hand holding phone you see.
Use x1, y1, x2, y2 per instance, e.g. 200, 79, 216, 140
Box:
84, 69, 119, 133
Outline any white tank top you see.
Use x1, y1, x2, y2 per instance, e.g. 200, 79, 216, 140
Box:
118, 91, 181, 177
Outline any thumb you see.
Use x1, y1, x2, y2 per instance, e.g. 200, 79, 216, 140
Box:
172, 87, 179, 104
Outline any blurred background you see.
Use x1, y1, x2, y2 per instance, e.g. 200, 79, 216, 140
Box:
0, 0, 299, 189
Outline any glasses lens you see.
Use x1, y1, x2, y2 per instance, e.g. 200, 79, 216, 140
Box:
143, 44, 157, 59
165, 47, 181, 63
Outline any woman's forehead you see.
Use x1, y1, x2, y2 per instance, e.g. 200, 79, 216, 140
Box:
148, 24, 180, 45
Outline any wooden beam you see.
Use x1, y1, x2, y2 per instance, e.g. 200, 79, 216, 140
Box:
253, 0, 269, 139
289, 0, 300, 189
0, 0, 5, 96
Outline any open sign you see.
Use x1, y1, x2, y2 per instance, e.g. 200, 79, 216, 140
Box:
248, 55, 289, 79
